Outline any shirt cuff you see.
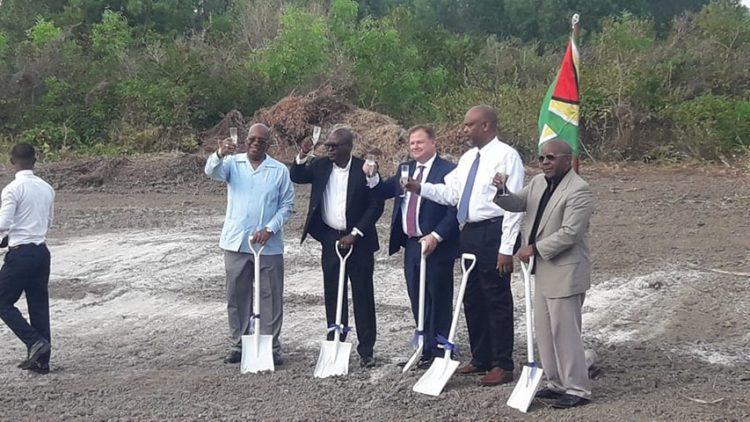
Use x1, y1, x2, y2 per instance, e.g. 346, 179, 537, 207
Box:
295, 154, 309, 165
351, 227, 364, 238
498, 242, 514, 256
366, 173, 380, 189
429, 231, 443, 243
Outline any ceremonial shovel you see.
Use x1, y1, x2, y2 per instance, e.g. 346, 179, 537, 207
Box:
402, 241, 428, 373
314, 241, 353, 378
507, 259, 544, 412
240, 236, 275, 374
413, 253, 476, 396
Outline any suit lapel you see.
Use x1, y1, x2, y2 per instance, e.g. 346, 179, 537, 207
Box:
537, 170, 575, 232
345, 157, 357, 212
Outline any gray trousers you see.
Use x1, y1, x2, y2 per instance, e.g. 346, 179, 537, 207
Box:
224, 251, 284, 357
534, 289, 592, 399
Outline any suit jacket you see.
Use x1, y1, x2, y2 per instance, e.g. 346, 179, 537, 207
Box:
495, 170, 593, 298
373, 156, 459, 260
290, 156, 384, 253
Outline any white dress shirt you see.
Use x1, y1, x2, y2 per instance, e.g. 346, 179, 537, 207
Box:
322, 157, 351, 231
420, 138, 524, 255
0, 170, 55, 247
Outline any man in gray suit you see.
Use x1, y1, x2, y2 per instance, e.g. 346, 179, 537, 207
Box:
493, 139, 593, 409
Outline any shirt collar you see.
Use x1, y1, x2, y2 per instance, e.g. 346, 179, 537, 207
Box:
15, 170, 34, 178
416, 154, 437, 170
333, 156, 352, 172
545, 168, 570, 189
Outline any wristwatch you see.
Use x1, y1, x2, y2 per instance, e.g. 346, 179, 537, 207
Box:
265, 227, 273, 234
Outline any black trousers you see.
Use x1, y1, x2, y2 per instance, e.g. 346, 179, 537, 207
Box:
319, 226, 376, 358
0, 243, 51, 365
403, 237, 454, 358
460, 218, 514, 371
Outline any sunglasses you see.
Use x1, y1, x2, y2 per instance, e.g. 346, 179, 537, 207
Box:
538, 153, 570, 163
247, 137, 269, 145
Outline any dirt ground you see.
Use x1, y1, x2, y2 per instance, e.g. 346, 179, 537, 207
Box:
1, 155, 749, 421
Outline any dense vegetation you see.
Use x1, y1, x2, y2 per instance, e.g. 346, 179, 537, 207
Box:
0, 0, 747, 161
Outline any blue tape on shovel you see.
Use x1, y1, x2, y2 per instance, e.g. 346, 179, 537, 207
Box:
436, 334, 460, 355
410, 330, 425, 349
327, 323, 352, 334
526, 361, 540, 387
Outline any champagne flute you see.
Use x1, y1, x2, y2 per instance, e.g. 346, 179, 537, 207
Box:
399, 164, 410, 198
229, 127, 238, 145
310, 125, 322, 157
365, 153, 377, 177
495, 164, 509, 197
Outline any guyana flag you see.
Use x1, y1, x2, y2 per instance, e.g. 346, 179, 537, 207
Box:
538, 34, 580, 154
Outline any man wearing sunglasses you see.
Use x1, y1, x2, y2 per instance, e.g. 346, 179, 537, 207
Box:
205, 123, 294, 366
492, 138, 594, 409
291, 127, 384, 369
404, 106, 524, 386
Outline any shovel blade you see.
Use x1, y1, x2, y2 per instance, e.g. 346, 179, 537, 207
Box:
313, 340, 352, 378
401, 344, 424, 374
240, 334, 275, 374
506, 365, 544, 413
413, 356, 460, 396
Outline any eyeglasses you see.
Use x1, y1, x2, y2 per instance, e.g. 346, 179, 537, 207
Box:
538, 153, 570, 163
324, 143, 343, 150
247, 137, 269, 145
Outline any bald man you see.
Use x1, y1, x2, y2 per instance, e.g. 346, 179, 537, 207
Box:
493, 139, 594, 409
205, 123, 294, 366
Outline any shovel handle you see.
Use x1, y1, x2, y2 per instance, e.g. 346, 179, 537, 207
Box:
247, 235, 265, 257
520, 257, 535, 363
334, 240, 353, 262
461, 253, 477, 274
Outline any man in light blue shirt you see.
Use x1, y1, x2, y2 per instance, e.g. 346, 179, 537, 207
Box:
205, 123, 294, 365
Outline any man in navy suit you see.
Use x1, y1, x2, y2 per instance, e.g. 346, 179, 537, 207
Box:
290, 127, 384, 368
364, 125, 458, 368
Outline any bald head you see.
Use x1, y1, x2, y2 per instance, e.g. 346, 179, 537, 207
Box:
470, 105, 497, 129
248, 123, 270, 138
463, 105, 498, 147
543, 139, 572, 155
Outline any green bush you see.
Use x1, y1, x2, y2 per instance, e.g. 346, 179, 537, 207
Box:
91, 10, 131, 58
667, 95, 750, 154
253, 7, 330, 97
26, 16, 61, 47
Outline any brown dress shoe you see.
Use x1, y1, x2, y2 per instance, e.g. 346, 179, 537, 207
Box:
457, 363, 487, 375
480, 367, 514, 386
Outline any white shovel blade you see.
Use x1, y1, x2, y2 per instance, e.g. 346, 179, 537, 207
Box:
401, 344, 423, 374
507, 365, 544, 413
240, 334, 275, 374
313, 340, 352, 378
413, 356, 460, 396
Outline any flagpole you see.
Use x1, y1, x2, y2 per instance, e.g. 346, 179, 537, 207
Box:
571, 14, 581, 174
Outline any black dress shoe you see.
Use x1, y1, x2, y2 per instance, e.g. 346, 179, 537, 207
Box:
551, 394, 590, 409
18, 338, 51, 369
536, 387, 565, 400
417, 356, 434, 369
360, 356, 375, 368
25, 362, 50, 375
273, 355, 284, 366
223, 350, 241, 364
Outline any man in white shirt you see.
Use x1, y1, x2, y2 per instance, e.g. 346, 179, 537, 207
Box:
290, 127, 384, 368
0, 144, 56, 375
405, 105, 524, 386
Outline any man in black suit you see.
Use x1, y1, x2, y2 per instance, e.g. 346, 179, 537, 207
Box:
290, 127, 384, 368
363, 125, 458, 369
